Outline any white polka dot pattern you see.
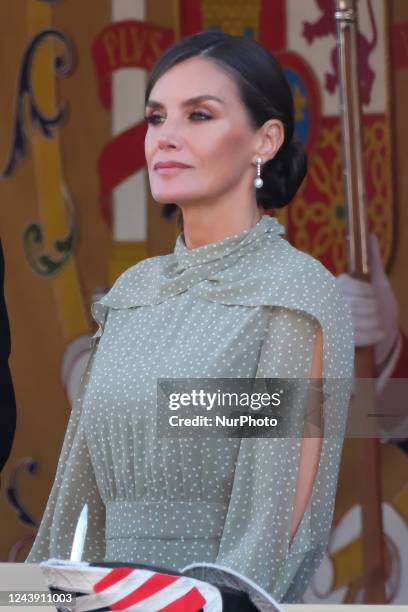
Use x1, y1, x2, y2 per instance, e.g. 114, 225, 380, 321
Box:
25, 215, 355, 603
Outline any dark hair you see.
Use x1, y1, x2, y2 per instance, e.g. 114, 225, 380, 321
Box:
145, 30, 307, 219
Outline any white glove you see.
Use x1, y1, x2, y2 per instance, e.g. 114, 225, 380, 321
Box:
335, 233, 402, 392
61, 335, 93, 406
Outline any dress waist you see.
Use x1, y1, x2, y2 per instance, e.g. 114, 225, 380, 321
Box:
105, 500, 228, 541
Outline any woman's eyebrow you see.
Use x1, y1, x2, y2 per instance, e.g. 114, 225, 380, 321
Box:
145, 94, 225, 109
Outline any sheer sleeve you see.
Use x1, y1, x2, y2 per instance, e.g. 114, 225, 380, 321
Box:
215, 306, 352, 603
25, 331, 106, 564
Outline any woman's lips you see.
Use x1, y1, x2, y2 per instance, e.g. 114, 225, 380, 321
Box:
154, 166, 192, 175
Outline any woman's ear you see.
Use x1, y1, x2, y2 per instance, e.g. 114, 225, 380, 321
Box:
254, 119, 285, 164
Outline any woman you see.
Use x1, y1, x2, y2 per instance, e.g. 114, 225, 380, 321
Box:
25, 30, 355, 603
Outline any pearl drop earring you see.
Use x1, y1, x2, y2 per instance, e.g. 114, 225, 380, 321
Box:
254, 156, 263, 188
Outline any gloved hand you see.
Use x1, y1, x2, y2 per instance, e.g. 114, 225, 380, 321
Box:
335, 233, 402, 392
61, 335, 93, 405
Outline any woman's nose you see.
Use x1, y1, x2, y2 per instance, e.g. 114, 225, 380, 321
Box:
158, 134, 180, 150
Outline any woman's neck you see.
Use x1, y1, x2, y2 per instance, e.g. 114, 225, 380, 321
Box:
179, 205, 263, 250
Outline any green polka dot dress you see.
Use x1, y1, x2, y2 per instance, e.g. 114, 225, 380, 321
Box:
25, 214, 355, 603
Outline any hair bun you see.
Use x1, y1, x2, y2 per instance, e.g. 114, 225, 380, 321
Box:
257, 140, 308, 210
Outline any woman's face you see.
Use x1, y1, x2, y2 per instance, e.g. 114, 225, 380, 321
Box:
144, 57, 260, 206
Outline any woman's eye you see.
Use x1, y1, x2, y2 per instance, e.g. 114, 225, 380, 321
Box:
144, 111, 212, 125
144, 114, 163, 125
190, 111, 212, 121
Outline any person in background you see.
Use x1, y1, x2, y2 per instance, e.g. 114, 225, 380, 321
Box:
336, 232, 408, 451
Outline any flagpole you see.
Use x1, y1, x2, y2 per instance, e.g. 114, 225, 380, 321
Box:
334, 0, 386, 603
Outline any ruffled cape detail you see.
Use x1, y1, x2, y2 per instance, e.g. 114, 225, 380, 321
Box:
91, 214, 354, 380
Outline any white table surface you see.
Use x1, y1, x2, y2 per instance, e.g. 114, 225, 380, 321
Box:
0, 563, 407, 611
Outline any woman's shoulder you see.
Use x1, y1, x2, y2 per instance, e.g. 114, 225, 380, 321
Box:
225, 237, 353, 337
92, 253, 174, 312
258, 236, 338, 297
119, 253, 173, 279
256, 240, 355, 371
109, 253, 171, 289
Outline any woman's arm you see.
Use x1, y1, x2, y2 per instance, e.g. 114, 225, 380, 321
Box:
215, 303, 353, 602
25, 342, 106, 563
290, 325, 324, 546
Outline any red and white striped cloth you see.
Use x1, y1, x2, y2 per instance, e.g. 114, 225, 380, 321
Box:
40, 559, 223, 611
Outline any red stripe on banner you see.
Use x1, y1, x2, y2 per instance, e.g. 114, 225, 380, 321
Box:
98, 121, 147, 226
93, 567, 134, 593
260, 0, 286, 52
391, 22, 408, 69
159, 587, 207, 612
91, 20, 174, 109
109, 573, 179, 610
180, 0, 202, 36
